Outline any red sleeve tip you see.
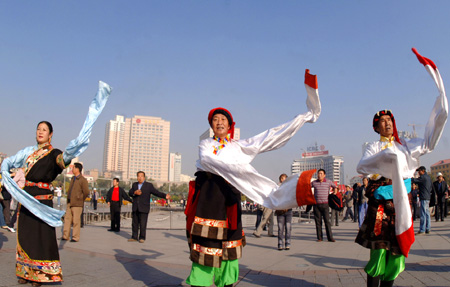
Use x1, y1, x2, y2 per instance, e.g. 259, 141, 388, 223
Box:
304, 69, 318, 89
412, 48, 437, 70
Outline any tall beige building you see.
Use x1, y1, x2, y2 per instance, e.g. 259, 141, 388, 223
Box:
103, 115, 125, 175
103, 115, 170, 182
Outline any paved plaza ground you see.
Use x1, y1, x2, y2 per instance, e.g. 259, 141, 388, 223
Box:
1, 210, 450, 287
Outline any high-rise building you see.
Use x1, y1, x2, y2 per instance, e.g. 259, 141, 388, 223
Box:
103, 115, 125, 176
168, 152, 182, 182
102, 115, 170, 182
199, 127, 240, 141
291, 144, 344, 184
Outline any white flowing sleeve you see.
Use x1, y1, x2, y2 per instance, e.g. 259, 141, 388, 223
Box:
238, 69, 321, 159
407, 48, 448, 158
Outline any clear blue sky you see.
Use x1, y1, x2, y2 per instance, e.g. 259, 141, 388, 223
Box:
1, 1, 450, 182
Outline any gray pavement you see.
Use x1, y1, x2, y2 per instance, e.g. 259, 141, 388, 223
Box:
1, 212, 450, 287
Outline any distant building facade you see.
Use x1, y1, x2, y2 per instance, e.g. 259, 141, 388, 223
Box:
169, 153, 182, 182
291, 144, 344, 184
102, 115, 170, 182
430, 159, 450, 179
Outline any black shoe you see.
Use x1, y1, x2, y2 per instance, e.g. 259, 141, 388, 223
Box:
70, 239, 78, 242
425, 230, 430, 234
107, 229, 114, 232
380, 280, 394, 287
367, 275, 380, 287
114, 229, 120, 232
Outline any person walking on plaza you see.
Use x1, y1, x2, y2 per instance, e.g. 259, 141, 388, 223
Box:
343, 185, 354, 221
253, 206, 275, 238
433, 172, 448, 222
62, 163, 90, 242
275, 173, 292, 250
185, 70, 321, 287
128, 171, 169, 243
106, 178, 132, 232
356, 48, 448, 287
311, 169, 336, 242
412, 166, 433, 234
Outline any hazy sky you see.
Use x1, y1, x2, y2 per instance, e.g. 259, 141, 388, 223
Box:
1, 1, 450, 182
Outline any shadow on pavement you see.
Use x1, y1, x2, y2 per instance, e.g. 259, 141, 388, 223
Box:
289, 253, 367, 270
113, 248, 183, 286
0, 231, 8, 249
238, 267, 325, 287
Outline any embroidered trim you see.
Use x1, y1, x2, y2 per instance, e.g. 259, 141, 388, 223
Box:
192, 243, 223, 256
212, 135, 230, 155
34, 194, 54, 200
194, 216, 228, 228
25, 144, 53, 176
16, 238, 63, 282
374, 204, 384, 236
222, 239, 242, 249
25, 181, 51, 190
56, 153, 68, 170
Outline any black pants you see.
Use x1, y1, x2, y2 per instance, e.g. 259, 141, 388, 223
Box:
132, 211, 149, 240
93, 200, 97, 210
2, 200, 11, 226
110, 201, 121, 231
313, 203, 334, 241
435, 199, 446, 221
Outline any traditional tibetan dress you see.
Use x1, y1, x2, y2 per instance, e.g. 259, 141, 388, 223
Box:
16, 145, 65, 282
355, 49, 448, 282
186, 70, 321, 287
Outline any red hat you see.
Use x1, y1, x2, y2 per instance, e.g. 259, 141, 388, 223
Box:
208, 107, 235, 139
373, 109, 401, 144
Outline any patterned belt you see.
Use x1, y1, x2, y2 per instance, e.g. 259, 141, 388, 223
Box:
26, 181, 51, 190
34, 194, 54, 200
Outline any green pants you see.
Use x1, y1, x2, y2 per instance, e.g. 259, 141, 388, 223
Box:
186, 260, 239, 287
365, 249, 405, 281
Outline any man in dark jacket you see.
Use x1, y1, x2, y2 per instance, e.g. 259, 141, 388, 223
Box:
106, 178, 132, 232
433, 172, 448, 222
128, 171, 169, 243
412, 166, 433, 234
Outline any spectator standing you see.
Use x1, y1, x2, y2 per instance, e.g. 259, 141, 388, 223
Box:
62, 163, 89, 242
128, 171, 169, 243
91, 188, 99, 210
358, 178, 369, 228
275, 173, 292, 250
329, 187, 343, 226
411, 182, 419, 221
56, 186, 62, 207
352, 183, 359, 223
412, 166, 433, 234
433, 172, 448, 222
106, 178, 132, 232
311, 169, 336, 242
